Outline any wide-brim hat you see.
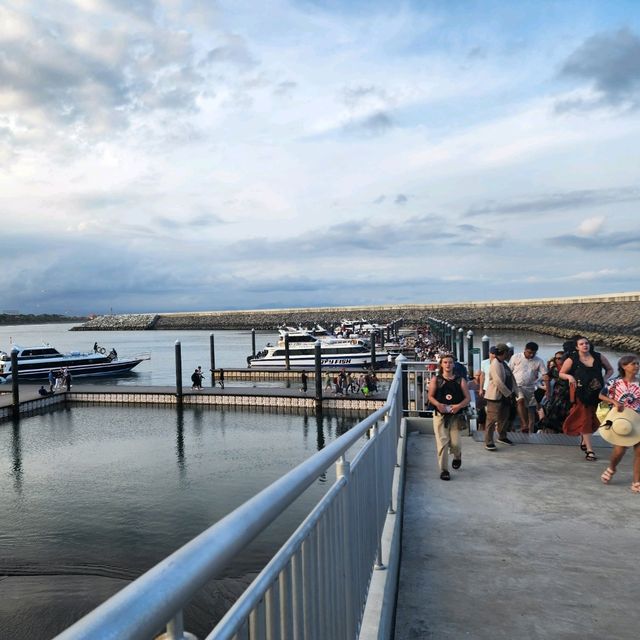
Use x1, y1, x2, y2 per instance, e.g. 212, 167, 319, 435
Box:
598, 407, 640, 447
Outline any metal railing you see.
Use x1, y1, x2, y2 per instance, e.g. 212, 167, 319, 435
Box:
55, 360, 405, 640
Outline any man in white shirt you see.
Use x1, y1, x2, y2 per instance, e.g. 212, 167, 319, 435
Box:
509, 341, 549, 433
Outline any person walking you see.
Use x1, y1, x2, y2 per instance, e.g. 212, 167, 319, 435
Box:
509, 341, 549, 433
63, 368, 72, 392
218, 368, 225, 389
559, 336, 613, 461
484, 343, 518, 450
427, 354, 470, 480
598, 355, 640, 491
48, 369, 55, 394
300, 370, 308, 393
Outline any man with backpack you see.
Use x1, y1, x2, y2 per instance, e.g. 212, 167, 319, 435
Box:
427, 354, 471, 481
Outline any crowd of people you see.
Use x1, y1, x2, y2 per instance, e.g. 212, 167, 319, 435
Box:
426, 333, 640, 492
39, 368, 72, 395
324, 367, 379, 396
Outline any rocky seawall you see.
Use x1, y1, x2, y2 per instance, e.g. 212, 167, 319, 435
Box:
71, 296, 640, 353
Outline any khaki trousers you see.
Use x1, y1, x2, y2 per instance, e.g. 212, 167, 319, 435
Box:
433, 413, 464, 471
485, 399, 510, 444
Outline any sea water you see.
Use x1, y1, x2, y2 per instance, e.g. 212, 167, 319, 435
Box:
0, 404, 363, 639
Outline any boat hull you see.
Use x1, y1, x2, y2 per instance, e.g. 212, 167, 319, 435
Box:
248, 352, 389, 369
0, 358, 147, 383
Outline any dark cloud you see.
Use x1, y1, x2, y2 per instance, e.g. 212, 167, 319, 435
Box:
395, 194, 408, 205
273, 81, 298, 96
549, 231, 640, 251
344, 111, 394, 136
557, 28, 640, 111
203, 35, 257, 69
466, 187, 640, 217
342, 85, 389, 108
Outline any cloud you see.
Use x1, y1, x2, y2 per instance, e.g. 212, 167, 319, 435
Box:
343, 110, 394, 136
549, 231, 640, 251
466, 187, 640, 217
202, 33, 258, 69
557, 28, 640, 111
394, 194, 408, 205
577, 216, 605, 236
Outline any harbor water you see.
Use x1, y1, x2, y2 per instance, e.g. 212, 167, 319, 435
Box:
0, 404, 363, 639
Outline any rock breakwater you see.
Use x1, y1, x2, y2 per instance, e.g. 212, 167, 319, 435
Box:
71, 295, 640, 353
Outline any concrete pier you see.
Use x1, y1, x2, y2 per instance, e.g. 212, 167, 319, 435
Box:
394, 432, 639, 640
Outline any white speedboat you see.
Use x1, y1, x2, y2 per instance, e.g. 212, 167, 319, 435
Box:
248, 329, 388, 368
0, 344, 150, 382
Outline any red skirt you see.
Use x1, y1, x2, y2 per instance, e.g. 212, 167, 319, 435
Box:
562, 399, 600, 436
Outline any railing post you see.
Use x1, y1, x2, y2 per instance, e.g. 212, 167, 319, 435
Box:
371, 422, 385, 570
482, 334, 490, 360
11, 347, 19, 417
451, 325, 457, 359
466, 330, 474, 377
335, 455, 356, 639
160, 610, 198, 640
209, 333, 216, 387
175, 340, 183, 402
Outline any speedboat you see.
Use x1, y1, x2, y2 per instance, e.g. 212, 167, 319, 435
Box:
0, 344, 150, 382
248, 329, 388, 368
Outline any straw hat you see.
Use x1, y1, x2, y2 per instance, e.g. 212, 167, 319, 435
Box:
598, 407, 640, 447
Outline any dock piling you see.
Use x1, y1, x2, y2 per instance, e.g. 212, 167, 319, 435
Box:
209, 333, 216, 387
482, 335, 490, 360
314, 340, 322, 411
175, 340, 183, 402
284, 332, 290, 371
457, 327, 464, 363
251, 328, 256, 358
11, 348, 19, 416
466, 330, 474, 377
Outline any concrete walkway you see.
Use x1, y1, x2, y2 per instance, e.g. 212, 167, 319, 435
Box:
394, 433, 640, 640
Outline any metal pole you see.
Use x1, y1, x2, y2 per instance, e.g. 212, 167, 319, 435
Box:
251, 328, 256, 358
175, 340, 183, 402
284, 332, 290, 371
457, 327, 464, 364
482, 335, 490, 360
11, 347, 19, 416
209, 333, 216, 387
314, 340, 322, 412
370, 333, 376, 371
451, 326, 457, 359
466, 330, 474, 377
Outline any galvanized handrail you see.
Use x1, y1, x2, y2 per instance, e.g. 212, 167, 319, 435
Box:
55, 362, 405, 640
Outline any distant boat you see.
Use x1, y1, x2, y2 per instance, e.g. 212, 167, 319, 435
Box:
248, 328, 388, 368
0, 344, 150, 382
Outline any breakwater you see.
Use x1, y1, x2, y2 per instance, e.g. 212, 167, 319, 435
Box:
71, 293, 640, 353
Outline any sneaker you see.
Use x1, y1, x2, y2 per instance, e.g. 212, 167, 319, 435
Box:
440, 470, 450, 481
497, 436, 514, 445
485, 443, 497, 451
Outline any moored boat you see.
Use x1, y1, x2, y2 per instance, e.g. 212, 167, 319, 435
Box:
0, 344, 150, 382
248, 329, 388, 368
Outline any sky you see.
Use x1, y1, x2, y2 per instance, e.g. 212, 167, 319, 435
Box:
1, 0, 640, 316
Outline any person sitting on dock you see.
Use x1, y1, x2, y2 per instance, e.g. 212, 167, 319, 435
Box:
427, 354, 470, 480
38, 385, 51, 397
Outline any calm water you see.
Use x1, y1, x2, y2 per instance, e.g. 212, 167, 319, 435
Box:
0, 405, 363, 639
0, 324, 632, 390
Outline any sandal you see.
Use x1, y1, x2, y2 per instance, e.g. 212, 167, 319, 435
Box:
440, 470, 450, 481
585, 451, 597, 461
452, 458, 461, 470
631, 482, 640, 494
579, 436, 587, 452
601, 467, 615, 484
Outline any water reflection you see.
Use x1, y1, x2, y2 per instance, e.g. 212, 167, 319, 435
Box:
11, 417, 23, 493
176, 405, 186, 478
